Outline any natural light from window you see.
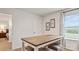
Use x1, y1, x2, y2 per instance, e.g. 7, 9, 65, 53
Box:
64, 13, 79, 40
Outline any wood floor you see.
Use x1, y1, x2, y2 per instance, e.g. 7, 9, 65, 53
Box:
0, 38, 11, 51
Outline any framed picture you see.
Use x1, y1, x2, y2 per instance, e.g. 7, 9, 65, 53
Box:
50, 18, 55, 28
46, 22, 50, 31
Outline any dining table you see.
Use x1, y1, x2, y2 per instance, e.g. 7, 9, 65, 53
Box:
21, 35, 64, 51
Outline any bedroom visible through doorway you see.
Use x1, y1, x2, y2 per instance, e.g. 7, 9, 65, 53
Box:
0, 13, 12, 51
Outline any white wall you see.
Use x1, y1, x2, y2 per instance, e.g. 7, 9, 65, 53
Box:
43, 12, 61, 35
0, 9, 43, 49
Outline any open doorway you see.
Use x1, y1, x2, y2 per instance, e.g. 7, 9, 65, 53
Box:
0, 13, 12, 51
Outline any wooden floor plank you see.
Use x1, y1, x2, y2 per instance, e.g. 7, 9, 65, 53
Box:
0, 38, 11, 51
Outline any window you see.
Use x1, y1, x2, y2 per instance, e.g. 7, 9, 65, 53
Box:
64, 13, 79, 39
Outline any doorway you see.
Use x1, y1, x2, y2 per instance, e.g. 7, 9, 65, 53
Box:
0, 13, 12, 51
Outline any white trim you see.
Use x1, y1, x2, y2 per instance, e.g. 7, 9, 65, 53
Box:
8, 15, 12, 42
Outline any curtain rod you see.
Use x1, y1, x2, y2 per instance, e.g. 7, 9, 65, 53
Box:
63, 8, 79, 13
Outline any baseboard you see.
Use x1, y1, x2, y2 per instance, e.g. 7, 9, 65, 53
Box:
64, 48, 73, 51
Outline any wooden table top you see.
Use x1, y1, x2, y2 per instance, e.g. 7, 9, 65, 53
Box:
22, 35, 62, 46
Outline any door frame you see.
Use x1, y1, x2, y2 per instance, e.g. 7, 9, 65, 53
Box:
0, 13, 12, 50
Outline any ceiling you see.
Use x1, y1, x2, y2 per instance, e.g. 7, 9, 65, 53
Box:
19, 8, 65, 16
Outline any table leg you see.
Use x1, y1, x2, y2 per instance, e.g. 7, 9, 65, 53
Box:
22, 41, 25, 51
61, 37, 64, 51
